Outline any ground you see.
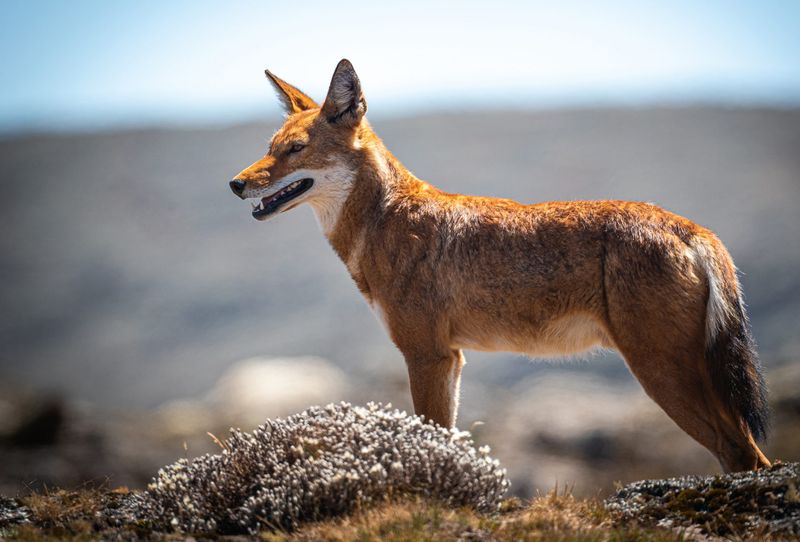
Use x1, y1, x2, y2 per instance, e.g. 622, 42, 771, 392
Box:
2, 463, 798, 541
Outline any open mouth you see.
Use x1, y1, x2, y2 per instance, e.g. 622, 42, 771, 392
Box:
251, 178, 314, 219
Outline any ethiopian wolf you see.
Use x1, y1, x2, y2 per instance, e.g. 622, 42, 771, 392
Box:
229, 59, 770, 472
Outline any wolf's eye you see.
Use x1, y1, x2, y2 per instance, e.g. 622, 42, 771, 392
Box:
288, 143, 305, 155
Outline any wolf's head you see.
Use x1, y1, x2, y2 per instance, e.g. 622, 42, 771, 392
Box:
230, 59, 369, 231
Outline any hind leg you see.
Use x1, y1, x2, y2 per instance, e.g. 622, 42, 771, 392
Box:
609, 295, 770, 472
619, 343, 770, 472
604, 239, 770, 471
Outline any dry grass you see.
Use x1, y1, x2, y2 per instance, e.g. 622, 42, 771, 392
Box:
11, 487, 103, 541
7, 486, 141, 541
20, 488, 102, 529
259, 490, 682, 542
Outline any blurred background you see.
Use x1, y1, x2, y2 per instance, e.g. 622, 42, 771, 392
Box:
1, 0, 799, 497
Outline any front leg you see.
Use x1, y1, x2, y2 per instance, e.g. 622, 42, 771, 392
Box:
404, 349, 465, 428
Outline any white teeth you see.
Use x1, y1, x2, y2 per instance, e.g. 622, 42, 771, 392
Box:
250, 179, 305, 213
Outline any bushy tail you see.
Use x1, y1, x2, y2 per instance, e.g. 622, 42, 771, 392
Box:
694, 239, 769, 442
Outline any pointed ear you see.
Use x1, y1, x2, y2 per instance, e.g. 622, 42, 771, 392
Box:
265, 70, 318, 114
321, 59, 367, 126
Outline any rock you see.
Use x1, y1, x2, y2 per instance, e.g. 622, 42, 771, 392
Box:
205, 356, 349, 427
0, 496, 30, 527
6, 400, 64, 447
153, 399, 215, 438
605, 462, 800, 537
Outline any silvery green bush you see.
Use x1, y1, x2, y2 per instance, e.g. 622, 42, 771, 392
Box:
134, 402, 509, 534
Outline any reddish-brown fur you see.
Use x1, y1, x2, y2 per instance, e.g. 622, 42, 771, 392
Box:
231, 60, 770, 472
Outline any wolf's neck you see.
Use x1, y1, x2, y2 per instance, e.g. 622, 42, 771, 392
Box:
320, 141, 418, 271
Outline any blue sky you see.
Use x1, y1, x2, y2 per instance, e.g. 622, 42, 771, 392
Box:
1, 0, 799, 131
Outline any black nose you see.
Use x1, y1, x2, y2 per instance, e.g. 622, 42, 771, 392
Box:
229, 179, 246, 199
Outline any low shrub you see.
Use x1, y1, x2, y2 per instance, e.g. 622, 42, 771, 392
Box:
134, 402, 509, 534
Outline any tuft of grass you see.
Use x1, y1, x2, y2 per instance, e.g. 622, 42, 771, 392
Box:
6, 486, 138, 542
20, 488, 102, 531
258, 490, 684, 542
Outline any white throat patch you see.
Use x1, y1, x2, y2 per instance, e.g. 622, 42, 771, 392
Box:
307, 165, 356, 236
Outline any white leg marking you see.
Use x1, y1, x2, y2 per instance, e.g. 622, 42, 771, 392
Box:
448, 350, 464, 427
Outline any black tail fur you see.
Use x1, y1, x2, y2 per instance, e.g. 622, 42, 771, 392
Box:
705, 293, 769, 442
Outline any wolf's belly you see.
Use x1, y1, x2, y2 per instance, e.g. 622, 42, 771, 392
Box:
450, 312, 613, 357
